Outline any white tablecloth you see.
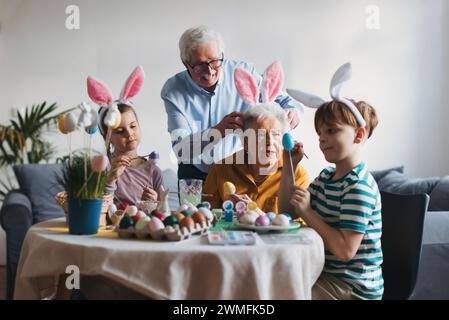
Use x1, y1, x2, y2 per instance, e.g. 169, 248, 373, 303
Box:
14, 218, 324, 300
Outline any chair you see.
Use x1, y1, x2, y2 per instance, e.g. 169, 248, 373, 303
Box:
380, 191, 429, 300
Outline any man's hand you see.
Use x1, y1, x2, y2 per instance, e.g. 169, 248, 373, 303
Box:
214, 111, 244, 136
285, 108, 300, 130
290, 186, 311, 216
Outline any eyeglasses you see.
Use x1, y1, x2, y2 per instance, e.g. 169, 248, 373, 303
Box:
186, 54, 224, 74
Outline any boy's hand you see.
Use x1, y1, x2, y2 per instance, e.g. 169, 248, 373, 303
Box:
290, 186, 311, 216
107, 155, 131, 183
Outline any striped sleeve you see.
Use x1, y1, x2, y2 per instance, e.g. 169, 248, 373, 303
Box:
339, 181, 377, 233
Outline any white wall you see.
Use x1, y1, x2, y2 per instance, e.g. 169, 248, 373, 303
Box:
0, 0, 448, 181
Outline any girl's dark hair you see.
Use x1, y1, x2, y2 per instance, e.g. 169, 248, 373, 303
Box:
314, 100, 379, 139
99, 103, 139, 158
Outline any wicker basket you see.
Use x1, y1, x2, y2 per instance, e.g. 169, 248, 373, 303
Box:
55, 191, 114, 227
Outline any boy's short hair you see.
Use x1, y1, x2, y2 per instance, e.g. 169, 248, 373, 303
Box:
314, 100, 379, 138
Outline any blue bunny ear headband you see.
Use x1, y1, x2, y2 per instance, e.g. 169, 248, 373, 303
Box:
286, 62, 366, 128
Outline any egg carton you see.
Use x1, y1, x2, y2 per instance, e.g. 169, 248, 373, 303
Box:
115, 220, 212, 241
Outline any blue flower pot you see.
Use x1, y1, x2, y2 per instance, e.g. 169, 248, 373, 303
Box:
67, 197, 102, 235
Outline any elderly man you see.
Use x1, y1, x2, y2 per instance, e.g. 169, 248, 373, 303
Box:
161, 25, 304, 180
203, 103, 308, 214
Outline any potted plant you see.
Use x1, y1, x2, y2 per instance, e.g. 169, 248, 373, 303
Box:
60, 152, 109, 235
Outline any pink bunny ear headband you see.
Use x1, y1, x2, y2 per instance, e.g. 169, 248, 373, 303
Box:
286, 62, 366, 128
87, 66, 146, 136
234, 61, 284, 105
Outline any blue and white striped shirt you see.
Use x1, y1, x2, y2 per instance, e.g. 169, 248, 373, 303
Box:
309, 162, 384, 299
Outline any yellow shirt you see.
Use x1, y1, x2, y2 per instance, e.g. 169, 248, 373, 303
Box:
203, 151, 309, 213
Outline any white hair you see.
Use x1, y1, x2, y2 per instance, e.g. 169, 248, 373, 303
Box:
179, 25, 225, 63
243, 103, 289, 133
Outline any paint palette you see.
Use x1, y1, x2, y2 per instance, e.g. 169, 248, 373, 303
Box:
207, 230, 259, 245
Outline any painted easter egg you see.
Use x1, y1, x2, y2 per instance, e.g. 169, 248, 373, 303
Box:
198, 207, 213, 222
125, 205, 138, 217
119, 215, 133, 229
255, 215, 271, 227
85, 126, 98, 134
282, 132, 295, 151
266, 212, 276, 221
111, 112, 121, 129
151, 210, 165, 221
163, 215, 178, 226
239, 211, 259, 225
64, 113, 77, 133
136, 215, 151, 231
192, 212, 206, 225
58, 115, 69, 134
247, 201, 258, 211
91, 154, 109, 172
223, 181, 236, 195
174, 213, 185, 222
180, 216, 195, 230
272, 214, 290, 226
147, 217, 164, 232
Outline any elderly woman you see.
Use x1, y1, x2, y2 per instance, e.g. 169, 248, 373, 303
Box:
161, 25, 304, 181
203, 103, 309, 213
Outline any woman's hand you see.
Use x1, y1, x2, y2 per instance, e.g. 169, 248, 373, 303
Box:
285, 108, 300, 129
290, 186, 311, 216
229, 193, 252, 204
141, 186, 158, 202
283, 141, 305, 168
107, 155, 131, 183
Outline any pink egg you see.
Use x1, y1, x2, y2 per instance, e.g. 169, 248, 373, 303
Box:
147, 217, 164, 232
255, 215, 270, 227
91, 155, 109, 172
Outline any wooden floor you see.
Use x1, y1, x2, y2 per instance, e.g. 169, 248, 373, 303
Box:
0, 266, 6, 300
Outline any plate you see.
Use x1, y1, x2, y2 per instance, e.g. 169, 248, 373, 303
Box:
233, 222, 301, 233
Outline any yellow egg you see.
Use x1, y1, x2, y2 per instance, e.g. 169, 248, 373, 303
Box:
247, 201, 258, 211
223, 181, 236, 195
58, 114, 69, 134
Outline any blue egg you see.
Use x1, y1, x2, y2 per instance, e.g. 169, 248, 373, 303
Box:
85, 126, 98, 134
282, 132, 295, 151
266, 212, 276, 221
282, 213, 293, 222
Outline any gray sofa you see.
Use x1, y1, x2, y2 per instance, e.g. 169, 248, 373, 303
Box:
1, 164, 448, 299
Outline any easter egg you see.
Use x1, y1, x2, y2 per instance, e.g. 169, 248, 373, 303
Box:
266, 212, 276, 221
58, 115, 69, 134
282, 132, 295, 151
282, 213, 293, 222
110, 112, 121, 129
85, 126, 98, 134
272, 214, 290, 226
119, 215, 133, 229
247, 202, 258, 211
118, 201, 129, 211
192, 212, 206, 225
223, 181, 236, 195
151, 210, 165, 221
147, 217, 164, 232
198, 207, 213, 222
239, 211, 258, 225
181, 210, 192, 217
64, 113, 77, 133
163, 215, 178, 226
136, 216, 150, 231
132, 215, 141, 224
255, 215, 271, 227
125, 205, 138, 217
136, 210, 147, 220
180, 216, 195, 230
174, 213, 185, 222
109, 204, 117, 215
91, 154, 109, 172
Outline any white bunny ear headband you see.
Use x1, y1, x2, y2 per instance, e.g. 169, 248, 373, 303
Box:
286, 62, 366, 128
234, 61, 284, 105
87, 66, 146, 135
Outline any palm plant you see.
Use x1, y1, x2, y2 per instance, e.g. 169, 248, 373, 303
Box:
0, 101, 75, 201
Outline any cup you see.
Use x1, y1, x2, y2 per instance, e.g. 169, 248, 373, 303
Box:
179, 179, 203, 206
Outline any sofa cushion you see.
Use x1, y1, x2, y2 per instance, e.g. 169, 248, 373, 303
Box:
13, 164, 65, 223
428, 176, 449, 211
377, 170, 439, 195
370, 166, 404, 183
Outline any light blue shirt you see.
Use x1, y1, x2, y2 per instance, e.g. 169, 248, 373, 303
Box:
161, 59, 304, 173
